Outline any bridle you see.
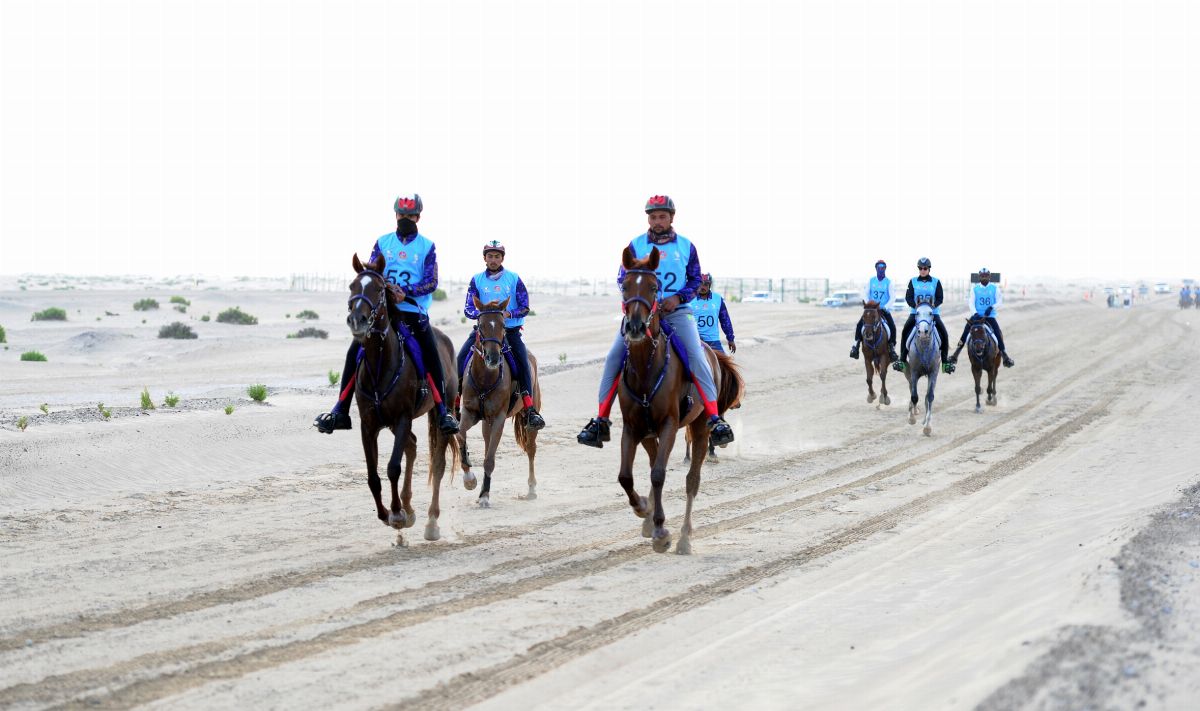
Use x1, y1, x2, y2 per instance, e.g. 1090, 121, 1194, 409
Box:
466, 308, 509, 404
861, 304, 885, 351
347, 269, 405, 412
620, 267, 671, 410
621, 268, 661, 341
470, 309, 509, 361
969, 319, 992, 361
348, 269, 391, 339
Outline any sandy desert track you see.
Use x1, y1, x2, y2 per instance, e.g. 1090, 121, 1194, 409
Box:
2, 287, 1199, 710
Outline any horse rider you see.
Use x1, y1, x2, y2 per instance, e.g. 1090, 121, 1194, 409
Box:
455, 239, 546, 430
692, 273, 736, 354
893, 256, 954, 374
849, 259, 899, 362
314, 194, 460, 435
1182, 284, 1193, 306
949, 267, 1015, 368
576, 195, 736, 448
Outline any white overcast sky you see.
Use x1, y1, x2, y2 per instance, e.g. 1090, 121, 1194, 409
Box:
0, 0, 1196, 283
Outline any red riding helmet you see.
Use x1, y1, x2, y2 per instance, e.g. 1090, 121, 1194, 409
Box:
482, 240, 506, 256
393, 193, 423, 215
644, 195, 676, 214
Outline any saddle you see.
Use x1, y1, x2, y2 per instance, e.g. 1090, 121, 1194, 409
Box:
968, 315, 998, 348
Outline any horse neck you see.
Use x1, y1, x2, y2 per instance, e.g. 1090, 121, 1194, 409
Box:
623, 327, 667, 391
360, 324, 401, 381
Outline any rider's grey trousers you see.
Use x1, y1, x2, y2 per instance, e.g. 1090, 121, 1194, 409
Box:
597, 305, 718, 404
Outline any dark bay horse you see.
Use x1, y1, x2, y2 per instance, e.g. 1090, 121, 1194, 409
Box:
966, 315, 1001, 412
860, 301, 892, 407
346, 253, 460, 545
904, 304, 941, 436
456, 295, 541, 507
616, 246, 744, 555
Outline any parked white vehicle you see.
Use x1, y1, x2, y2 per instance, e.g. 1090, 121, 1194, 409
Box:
823, 290, 860, 308
741, 290, 776, 303
1154, 282, 1169, 294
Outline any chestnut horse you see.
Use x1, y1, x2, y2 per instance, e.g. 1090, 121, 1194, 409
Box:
860, 301, 892, 407
456, 295, 541, 507
616, 246, 744, 555
966, 315, 1001, 412
346, 253, 459, 545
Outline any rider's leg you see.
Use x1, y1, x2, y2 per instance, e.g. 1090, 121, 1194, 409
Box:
578, 330, 624, 447
505, 328, 545, 428
881, 310, 899, 360
850, 318, 864, 358
315, 342, 359, 432
950, 320, 971, 362
899, 314, 916, 361
395, 310, 459, 433
934, 315, 950, 361
987, 317, 1015, 366
456, 330, 474, 381
664, 308, 734, 445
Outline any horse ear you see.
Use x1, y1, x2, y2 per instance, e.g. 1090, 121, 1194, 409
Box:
352, 253, 364, 273
369, 254, 385, 273
473, 294, 484, 311
621, 246, 636, 269
647, 247, 661, 270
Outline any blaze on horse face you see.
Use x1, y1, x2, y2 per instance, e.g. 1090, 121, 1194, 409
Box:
471, 294, 507, 370
347, 253, 388, 342
620, 246, 661, 343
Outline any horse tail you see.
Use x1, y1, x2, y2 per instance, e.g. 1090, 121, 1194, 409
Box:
513, 411, 530, 453
715, 352, 745, 414
426, 411, 463, 488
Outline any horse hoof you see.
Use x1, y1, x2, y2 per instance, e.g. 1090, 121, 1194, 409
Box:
424, 523, 440, 541
463, 471, 477, 491
881, 395, 890, 406
393, 532, 407, 548
908, 414, 916, 425
975, 405, 982, 414
403, 507, 417, 528
388, 510, 407, 529
634, 496, 651, 518
642, 515, 654, 538
923, 425, 932, 436
477, 495, 491, 509
867, 393, 876, 403
521, 489, 538, 501
675, 538, 692, 555
652, 530, 672, 553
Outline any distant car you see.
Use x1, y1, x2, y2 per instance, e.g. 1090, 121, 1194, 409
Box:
1155, 282, 1169, 294
823, 290, 860, 307
891, 294, 909, 315
741, 290, 775, 303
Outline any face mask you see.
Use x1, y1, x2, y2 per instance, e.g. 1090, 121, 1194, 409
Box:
397, 217, 418, 237
876, 268, 886, 280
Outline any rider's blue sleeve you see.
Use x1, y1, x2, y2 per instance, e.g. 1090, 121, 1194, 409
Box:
509, 278, 531, 319
407, 245, 439, 297
675, 244, 702, 304
718, 300, 735, 341
463, 279, 480, 319
368, 240, 383, 265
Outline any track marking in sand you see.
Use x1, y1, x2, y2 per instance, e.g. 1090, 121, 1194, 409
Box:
1, 311, 1171, 709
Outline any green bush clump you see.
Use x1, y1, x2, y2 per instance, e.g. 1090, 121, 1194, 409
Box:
39, 403, 49, 414
0, 324, 6, 343
328, 369, 339, 386
140, 387, 155, 410
432, 289, 448, 301
287, 327, 328, 339
133, 298, 160, 311
224, 405, 235, 415
173, 304, 187, 313
200, 314, 210, 322
169, 296, 191, 306
158, 322, 198, 339
163, 392, 180, 407
247, 384, 267, 402
216, 307, 258, 325
17, 416, 29, 431
21, 351, 47, 361
296, 309, 319, 320
31, 308, 67, 321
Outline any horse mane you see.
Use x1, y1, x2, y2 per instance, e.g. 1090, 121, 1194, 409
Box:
473, 295, 508, 312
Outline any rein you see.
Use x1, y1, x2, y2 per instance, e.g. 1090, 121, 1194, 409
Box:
349, 269, 407, 414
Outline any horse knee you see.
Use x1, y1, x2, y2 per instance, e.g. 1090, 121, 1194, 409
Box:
650, 468, 666, 487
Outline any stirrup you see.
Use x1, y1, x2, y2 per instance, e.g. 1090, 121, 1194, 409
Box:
524, 407, 546, 431
893, 360, 907, 372
577, 417, 610, 448
1002, 353, 1015, 368
942, 361, 956, 374
708, 418, 734, 447
314, 411, 351, 434
849, 343, 860, 360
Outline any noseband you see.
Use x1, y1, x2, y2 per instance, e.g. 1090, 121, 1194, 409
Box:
348, 269, 390, 337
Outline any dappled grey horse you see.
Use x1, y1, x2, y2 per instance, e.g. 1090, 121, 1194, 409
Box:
905, 304, 941, 435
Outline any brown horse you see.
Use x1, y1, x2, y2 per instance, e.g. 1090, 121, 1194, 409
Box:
616, 246, 744, 555
860, 301, 892, 407
966, 316, 1001, 412
456, 296, 541, 507
346, 253, 460, 545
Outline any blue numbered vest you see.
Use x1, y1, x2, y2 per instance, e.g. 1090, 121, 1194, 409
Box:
472, 269, 524, 328
692, 292, 724, 342
374, 232, 434, 314
628, 233, 693, 299
971, 283, 999, 317
867, 276, 892, 310
910, 276, 941, 315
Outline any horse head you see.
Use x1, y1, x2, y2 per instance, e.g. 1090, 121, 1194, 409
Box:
347, 253, 388, 343
620, 246, 661, 344
471, 294, 508, 370
862, 300, 881, 339
968, 316, 990, 359
914, 303, 934, 345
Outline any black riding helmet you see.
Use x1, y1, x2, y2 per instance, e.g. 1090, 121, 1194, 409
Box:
917, 257, 932, 269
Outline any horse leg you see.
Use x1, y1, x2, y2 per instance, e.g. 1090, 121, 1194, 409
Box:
402, 432, 417, 528
425, 426, 449, 541
908, 371, 919, 425
386, 420, 413, 530
987, 363, 998, 405
923, 373, 937, 436
639, 438, 659, 538
865, 359, 876, 404
478, 414, 506, 509
360, 425, 390, 525
649, 420, 678, 553
973, 365, 983, 413
618, 427, 651, 529
677, 419, 707, 556
457, 407, 479, 491
879, 359, 890, 406
521, 424, 538, 501
683, 426, 692, 463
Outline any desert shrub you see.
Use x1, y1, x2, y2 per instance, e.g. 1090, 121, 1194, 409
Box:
173, 304, 187, 313
169, 296, 191, 306
287, 327, 328, 339
140, 387, 155, 410
39, 403, 48, 414
158, 322, 197, 339
20, 351, 47, 361
216, 307, 258, 325
17, 416, 28, 431
224, 405, 235, 415
0, 324, 6, 343
200, 314, 210, 322
433, 289, 448, 301
328, 369, 339, 386
164, 392, 180, 407
558, 352, 567, 364
133, 298, 160, 311
99, 403, 112, 419
31, 307, 67, 321
296, 309, 319, 320
247, 384, 267, 402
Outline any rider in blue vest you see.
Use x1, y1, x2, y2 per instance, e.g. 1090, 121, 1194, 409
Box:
314, 194, 460, 435
692, 273, 736, 353
893, 256, 954, 374
849, 259, 899, 362
455, 240, 545, 430
1183, 285, 1193, 305
949, 267, 1015, 368
576, 195, 735, 448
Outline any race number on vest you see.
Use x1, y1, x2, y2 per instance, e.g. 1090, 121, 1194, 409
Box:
867, 276, 892, 309
692, 292, 724, 341
910, 277, 941, 315
629, 233, 693, 299
971, 283, 999, 316
375, 232, 434, 313
472, 269, 525, 328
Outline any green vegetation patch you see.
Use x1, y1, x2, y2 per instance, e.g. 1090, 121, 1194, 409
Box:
216, 307, 258, 325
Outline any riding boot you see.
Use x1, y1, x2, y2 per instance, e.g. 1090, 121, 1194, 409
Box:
708, 416, 735, 447
577, 417, 610, 447
1001, 352, 1015, 368
948, 340, 964, 365
894, 347, 908, 371
849, 341, 860, 360
315, 344, 358, 433
521, 392, 546, 430
887, 344, 899, 362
